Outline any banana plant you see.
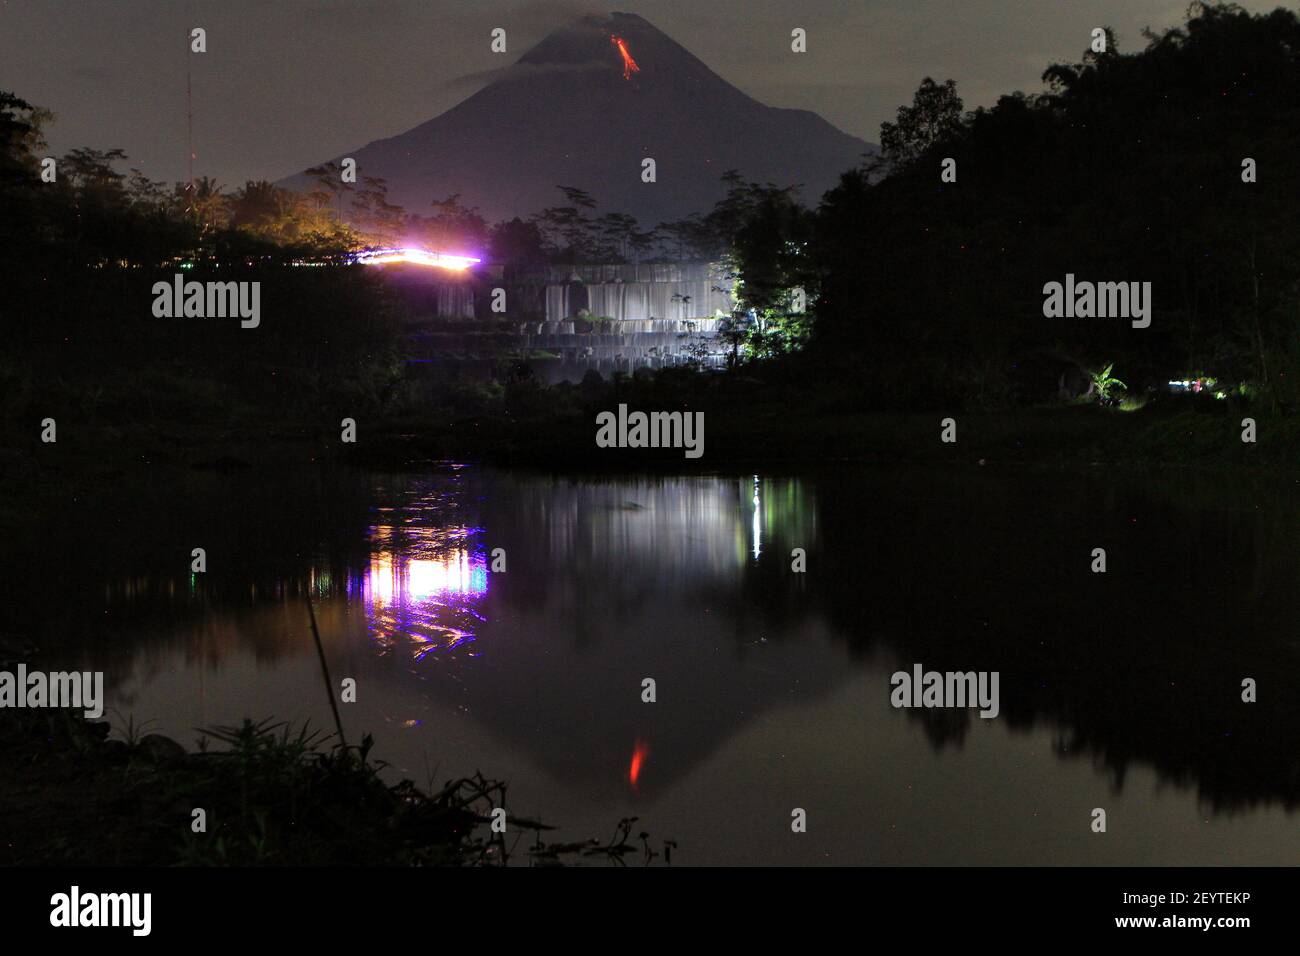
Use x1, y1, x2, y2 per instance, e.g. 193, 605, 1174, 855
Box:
1091, 362, 1126, 403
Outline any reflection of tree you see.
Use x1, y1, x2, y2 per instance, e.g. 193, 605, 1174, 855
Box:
808, 466, 1300, 811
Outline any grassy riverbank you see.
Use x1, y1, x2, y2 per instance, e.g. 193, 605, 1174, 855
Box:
0, 709, 666, 866
0, 712, 496, 865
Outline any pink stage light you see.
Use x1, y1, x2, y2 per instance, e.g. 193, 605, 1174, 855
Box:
353, 247, 481, 270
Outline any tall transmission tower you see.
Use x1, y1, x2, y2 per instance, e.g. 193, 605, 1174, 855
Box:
185, 24, 194, 214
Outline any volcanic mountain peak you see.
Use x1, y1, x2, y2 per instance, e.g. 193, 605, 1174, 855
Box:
283, 13, 873, 225
516, 12, 636, 67
516, 12, 723, 82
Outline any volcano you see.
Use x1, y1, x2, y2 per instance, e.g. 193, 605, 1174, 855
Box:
281, 12, 873, 225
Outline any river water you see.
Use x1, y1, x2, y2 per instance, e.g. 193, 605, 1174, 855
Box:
13, 463, 1299, 864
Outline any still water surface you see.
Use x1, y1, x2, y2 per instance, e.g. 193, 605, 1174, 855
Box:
15, 464, 1300, 864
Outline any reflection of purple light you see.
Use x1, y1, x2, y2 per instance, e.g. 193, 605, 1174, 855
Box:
362, 548, 488, 656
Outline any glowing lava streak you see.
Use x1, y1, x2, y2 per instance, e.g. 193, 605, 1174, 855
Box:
628, 739, 650, 788
611, 35, 640, 80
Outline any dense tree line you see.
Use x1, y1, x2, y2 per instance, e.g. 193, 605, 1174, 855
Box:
0, 94, 407, 429
0, 90, 753, 275
777, 2, 1300, 410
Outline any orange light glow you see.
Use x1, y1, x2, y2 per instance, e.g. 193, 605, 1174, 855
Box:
628, 739, 650, 788
611, 35, 640, 80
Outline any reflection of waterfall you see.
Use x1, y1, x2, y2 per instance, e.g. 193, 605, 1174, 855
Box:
495, 475, 816, 588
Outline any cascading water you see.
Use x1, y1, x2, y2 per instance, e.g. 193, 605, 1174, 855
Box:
393, 261, 735, 383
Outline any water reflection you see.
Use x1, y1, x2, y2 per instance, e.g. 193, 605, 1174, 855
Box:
364, 533, 489, 659
628, 739, 650, 791
8, 464, 1299, 863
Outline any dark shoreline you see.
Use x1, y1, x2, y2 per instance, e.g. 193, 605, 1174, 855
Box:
0, 708, 672, 866
5, 397, 1295, 489
0, 710, 492, 866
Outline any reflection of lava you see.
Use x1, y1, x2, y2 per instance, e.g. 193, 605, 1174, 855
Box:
611, 35, 640, 80
628, 739, 650, 788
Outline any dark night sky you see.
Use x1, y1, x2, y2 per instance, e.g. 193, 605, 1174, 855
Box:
0, 0, 1282, 188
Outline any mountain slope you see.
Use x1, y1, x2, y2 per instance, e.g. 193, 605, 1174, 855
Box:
281, 12, 873, 225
